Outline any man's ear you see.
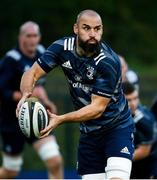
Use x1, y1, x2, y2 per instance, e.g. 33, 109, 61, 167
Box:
73, 23, 78, 35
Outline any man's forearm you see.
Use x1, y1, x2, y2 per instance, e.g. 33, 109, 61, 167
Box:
20, 69, 36, 96
57, 94, 109, 124
59, 103, 105, 124
133, 145, 151, 161
40, 95, 110, 137
20, 62, 46, 96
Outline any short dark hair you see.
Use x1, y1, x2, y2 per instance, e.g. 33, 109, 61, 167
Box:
122, 82, 136, 95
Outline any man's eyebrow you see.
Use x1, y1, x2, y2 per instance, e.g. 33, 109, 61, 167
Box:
82, 24, 90, 27
82, 24, 102, 28
95, 25, 102, 28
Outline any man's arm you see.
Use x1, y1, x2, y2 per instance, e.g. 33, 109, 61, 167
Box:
20, 62, 46, 96
133, 144, 152, 161
60, 94, 110, 121
40, 94, 110, 138
16, 62, 46, 116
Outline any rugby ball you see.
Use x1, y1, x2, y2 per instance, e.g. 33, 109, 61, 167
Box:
18, 97, 49, 138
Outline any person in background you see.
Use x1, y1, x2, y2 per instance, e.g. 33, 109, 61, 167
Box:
119, 55, 139, 91
0, 21, 63, 179
123, 82, 157, 179
151, 97, 157, 120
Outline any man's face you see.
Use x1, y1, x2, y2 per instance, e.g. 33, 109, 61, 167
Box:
19, 26, 40, 53
74, 15, 103, 53
119, 56, 128, 82
125, 90, 139, 115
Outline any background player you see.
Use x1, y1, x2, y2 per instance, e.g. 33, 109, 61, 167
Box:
119, 54, 139, 91
151, 97, 157, 120
0, 21, 63, 179
17, 10, 134, 179
123, 82, 157, 179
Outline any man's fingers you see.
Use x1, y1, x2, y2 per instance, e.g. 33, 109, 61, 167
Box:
16, 108, 19, 118
47, 110, 57, 119
16, 93, 32, 118
39, 131, 50, 139
16, 98, 25, 117
47, 109, 51, 115
27, 92, 32, 98
40, 124, 52, 135
16, 100, 23, 118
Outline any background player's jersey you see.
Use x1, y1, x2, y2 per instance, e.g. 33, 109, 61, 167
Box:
37, 36, 133, 133
151, 97, 157, 121
133, 105, 156, 147
0, 44, 45, 131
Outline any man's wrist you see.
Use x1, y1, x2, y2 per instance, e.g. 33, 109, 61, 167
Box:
22, 92, 32, 98
59, 114, 66, 124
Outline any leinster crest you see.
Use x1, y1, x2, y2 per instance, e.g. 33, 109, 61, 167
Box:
86, 66, 94, 80
74, 74, 82, 82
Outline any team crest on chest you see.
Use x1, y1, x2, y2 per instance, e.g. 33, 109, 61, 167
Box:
74, 74, 82, 82
86, 66, 95, 80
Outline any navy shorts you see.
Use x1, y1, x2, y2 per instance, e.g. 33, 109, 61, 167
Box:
0, 128, 38, 155
131, 154, 157, 179
77, 125, 134, 175
149, 155, 157, 178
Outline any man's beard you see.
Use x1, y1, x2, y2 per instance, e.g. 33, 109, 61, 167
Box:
78, 37, 101, 55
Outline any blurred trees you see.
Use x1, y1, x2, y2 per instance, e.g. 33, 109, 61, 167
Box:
0, 0, 157, 64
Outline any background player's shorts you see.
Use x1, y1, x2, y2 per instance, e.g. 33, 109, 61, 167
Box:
149, 155, 157, 178
1, 130, 27, 155
131, 154, 157, 179
77, 124, 134, 175
1, 129, 44, 155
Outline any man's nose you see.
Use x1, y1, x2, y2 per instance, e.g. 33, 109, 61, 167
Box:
130, 101, 136, 110
89, 29, 96, 37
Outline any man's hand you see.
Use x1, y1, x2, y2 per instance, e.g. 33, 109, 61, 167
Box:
40, 110, 62, 138
16, 92, 32, 118
44, 101, 57, 114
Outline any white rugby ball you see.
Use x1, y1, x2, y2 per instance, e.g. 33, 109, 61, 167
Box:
18, 97, 49, 138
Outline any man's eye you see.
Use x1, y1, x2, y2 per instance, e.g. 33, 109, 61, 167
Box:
83, 27, 90, 31
95, 27, 101, 31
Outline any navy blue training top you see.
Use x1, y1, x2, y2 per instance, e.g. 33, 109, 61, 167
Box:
37, 36, 133, 133
133, 105, 156, 147
0, 44, 45, 131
